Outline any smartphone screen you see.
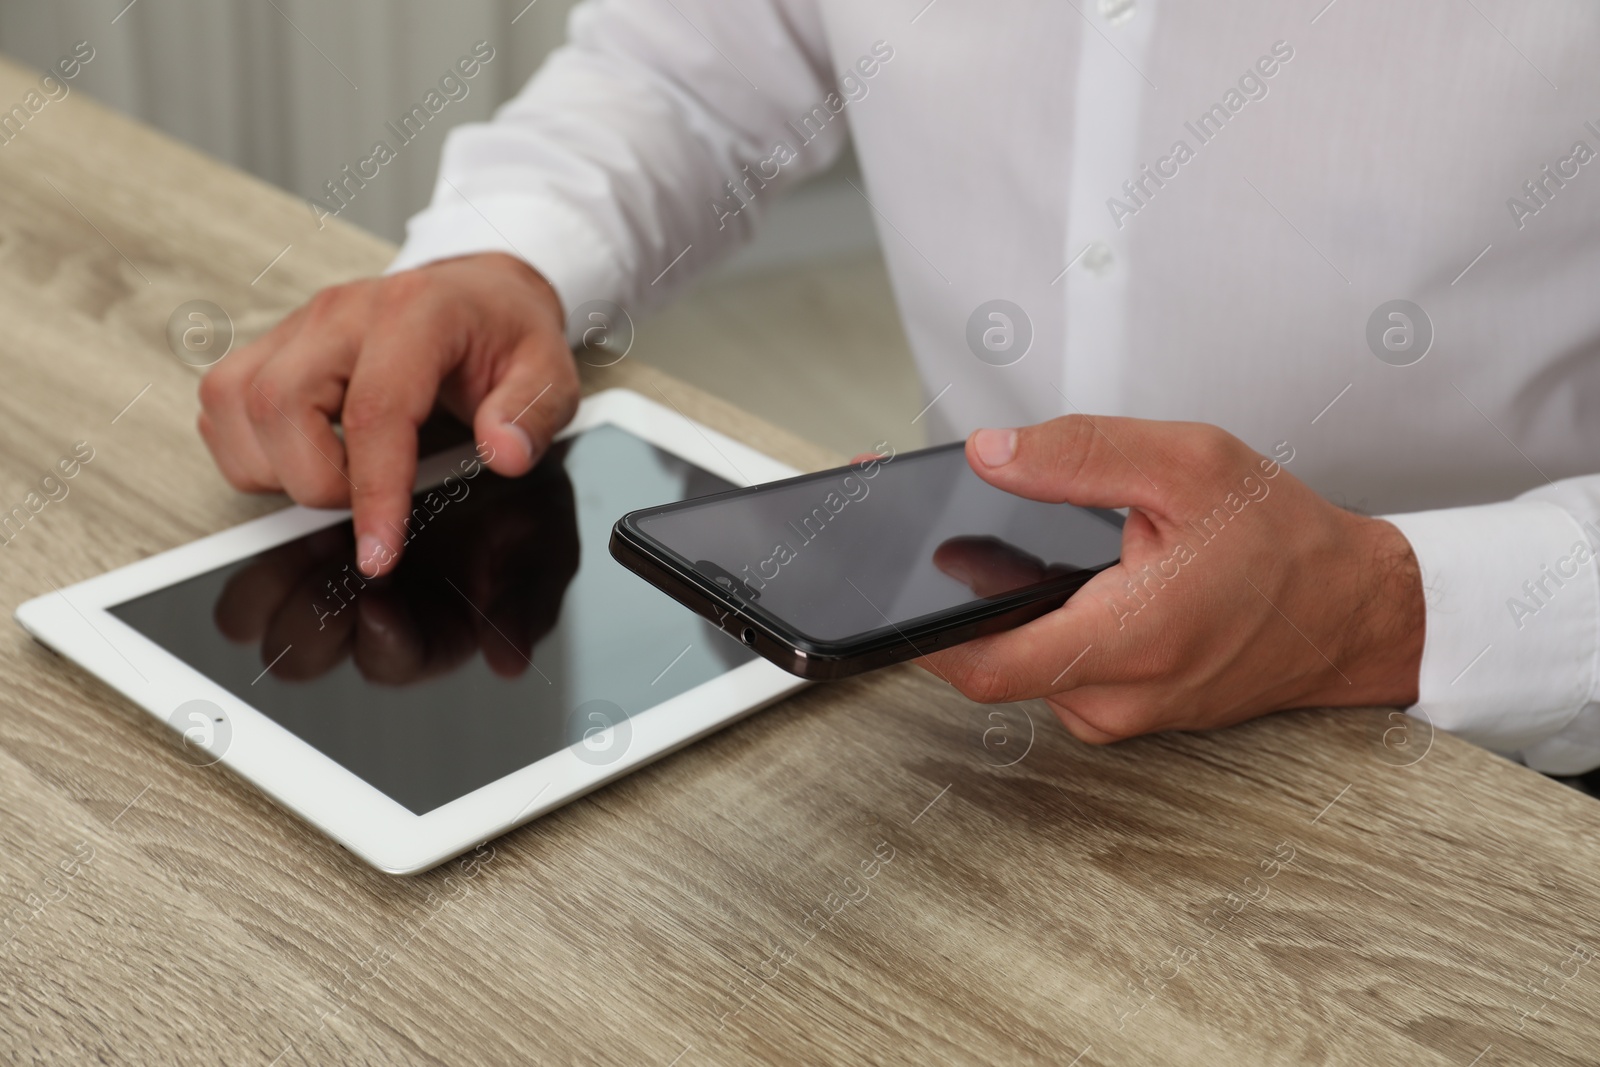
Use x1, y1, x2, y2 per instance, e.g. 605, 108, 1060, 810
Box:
626, 443, 1124, 647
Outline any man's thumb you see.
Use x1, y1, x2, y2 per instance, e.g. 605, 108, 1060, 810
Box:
966, 415, 1168, 512
473, 339, 578, 477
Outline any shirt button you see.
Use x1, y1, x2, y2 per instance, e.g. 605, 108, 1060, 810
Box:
1098, 0, 1136, 26
1082, 241, 1115, 277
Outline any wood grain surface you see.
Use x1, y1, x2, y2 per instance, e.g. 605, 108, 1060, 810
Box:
2, 56, 1600, 1066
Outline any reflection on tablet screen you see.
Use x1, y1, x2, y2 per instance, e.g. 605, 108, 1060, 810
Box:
109, 424, 752, 815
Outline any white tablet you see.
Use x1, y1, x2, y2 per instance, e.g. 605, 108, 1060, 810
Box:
15, 389, 806, 874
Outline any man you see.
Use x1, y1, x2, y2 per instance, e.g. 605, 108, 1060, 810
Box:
196, 0, 1600, 771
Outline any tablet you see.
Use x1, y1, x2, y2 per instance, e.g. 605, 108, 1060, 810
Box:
15, 390, 805, 874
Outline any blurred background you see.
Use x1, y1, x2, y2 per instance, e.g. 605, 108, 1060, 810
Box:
0, 0, 924, 454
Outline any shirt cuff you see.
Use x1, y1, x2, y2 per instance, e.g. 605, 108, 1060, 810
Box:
1382, 501, 1600, 762
386, 189, 625, 344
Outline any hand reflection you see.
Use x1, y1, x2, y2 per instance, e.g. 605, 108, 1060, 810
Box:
214, 446, 581, 685
932, 535, 1082, 599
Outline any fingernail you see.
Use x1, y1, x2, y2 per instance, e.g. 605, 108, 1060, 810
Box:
973, 428, 1017, 468
357, 534, 385, 574
504, 422, 534, 463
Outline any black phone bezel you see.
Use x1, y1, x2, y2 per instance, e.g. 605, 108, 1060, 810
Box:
608, 443, 1122, 681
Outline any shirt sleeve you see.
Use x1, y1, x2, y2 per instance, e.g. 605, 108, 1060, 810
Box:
1383, 475, 1600, 774
385, 0, 844, 337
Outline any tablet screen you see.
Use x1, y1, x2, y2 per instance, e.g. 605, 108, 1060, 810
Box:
109, 424, 752, 815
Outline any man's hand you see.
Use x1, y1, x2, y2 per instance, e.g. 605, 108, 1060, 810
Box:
923, 416, 1425, 743
198, 252, 578, 576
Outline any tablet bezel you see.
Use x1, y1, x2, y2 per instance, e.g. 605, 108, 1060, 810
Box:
14, 389, 806, 874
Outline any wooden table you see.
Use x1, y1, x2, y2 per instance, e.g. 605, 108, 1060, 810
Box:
3, 56, 1600, 1066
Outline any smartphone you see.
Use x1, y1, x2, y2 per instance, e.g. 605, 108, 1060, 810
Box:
609, 442, 1124, 680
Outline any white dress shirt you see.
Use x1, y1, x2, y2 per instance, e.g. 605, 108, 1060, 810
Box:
388, 0, 1600, 773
